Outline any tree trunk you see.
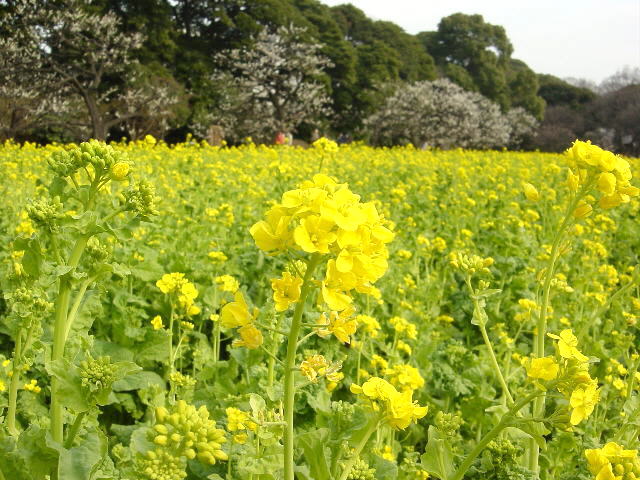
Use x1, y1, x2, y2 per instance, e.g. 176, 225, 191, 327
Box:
82, 91, 107, 140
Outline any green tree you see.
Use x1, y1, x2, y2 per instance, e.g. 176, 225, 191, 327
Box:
421, 13, 512, 109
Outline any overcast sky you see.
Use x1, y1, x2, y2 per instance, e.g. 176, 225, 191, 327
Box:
319, 0, 640, 83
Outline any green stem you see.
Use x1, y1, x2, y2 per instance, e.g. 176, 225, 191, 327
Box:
168, 303, 175, 374
283, 253, 322, 480
50, 234, 91, 444
465, 277, 514, 405
64, 276, 96, 342
338, 417, 380, 480
451, 391, 542, 480
6, 348, 21, 436
64, 411, 87, 449
528, 187, 586, 474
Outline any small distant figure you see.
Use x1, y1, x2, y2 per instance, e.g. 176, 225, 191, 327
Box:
311, 128, 320, 142
337, 133, 351, 145
274, 132, 287, 145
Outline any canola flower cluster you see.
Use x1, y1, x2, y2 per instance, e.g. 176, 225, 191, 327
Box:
138, 400, 227, 480
156, 273, 201, 316
250, 173, 394, 312
525, 329, 599, 425
566, 140, 639, 214
350, 377, 428, 430
585, 442, 640, 480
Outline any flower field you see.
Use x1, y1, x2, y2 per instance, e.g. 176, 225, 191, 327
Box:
0, 138, 639, 480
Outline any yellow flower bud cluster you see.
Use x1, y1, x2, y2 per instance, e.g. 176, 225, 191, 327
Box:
566, 140, 639, 210
79, 355, 117, 393
350, 377, 427, 430
25, 196, 64, 232
449, 251, 494, 275
345, 458, 376, 480
138, 400, 227, 480
585, 442, 640, 480
156, 273, 200, 316
23, 379, 41, 393
169, 372, 196, 389
250, 174, 394, 312
48, 140, 130, 178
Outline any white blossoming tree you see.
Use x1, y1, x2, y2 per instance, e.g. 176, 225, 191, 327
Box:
365, 78, 536, 149
209, 25, 333, 143
0, 0, 183, 140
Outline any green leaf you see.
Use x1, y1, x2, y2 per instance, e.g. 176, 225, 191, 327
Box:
21, 239, 43, 277
371, 456, 398, 480
421, 426, 455, 480
298, 428, 332, 480
52, 428, 109, 480
249, 393, 266, 415
112, 370, 165, 392
0, 426, 59, 480
52, 265, 74, 277
47, 359, 90, 413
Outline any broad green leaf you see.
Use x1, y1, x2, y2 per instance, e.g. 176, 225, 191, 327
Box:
298, 428, 331, 480
112, 370, 164, 392
47, 359, 90, 412
421, 426, 454, 480
53, 428, 109, 480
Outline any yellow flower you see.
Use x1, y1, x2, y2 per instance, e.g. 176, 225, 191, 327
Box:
293, 215, 336, 254
208, 251, 228, 262
220, 291, 253, 328
525, 356, 559, 381
232, 433, 248, 444
548, 329, 589, 362
110, 162, 130, 181
573, 202, 593, 219
351, 377, 396, 401
156, 272, 187, 294
271, 272, 303, 312
317, 307, 358, 344
597, 172, 617, 196
215, 275, 239, 293
569, 382, 599, 425
151, 315, 163, 330
226, 407, 250, 432
385, 364, 424, 391
233, 324, 263, 349
356, 314, 381, 337
300, 354, 329, 383
24, 379, 41, 393
386, 389, 428, 430
522, 182, 540, 201
585, 442, 640, 480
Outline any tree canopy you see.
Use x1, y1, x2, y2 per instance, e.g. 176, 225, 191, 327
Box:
2, 0, 635, 153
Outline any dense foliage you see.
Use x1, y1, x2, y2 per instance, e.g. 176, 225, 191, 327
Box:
0, 139, 639, 479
